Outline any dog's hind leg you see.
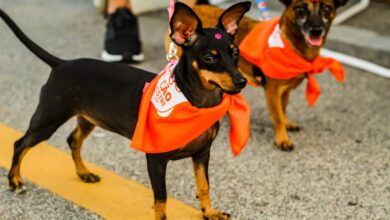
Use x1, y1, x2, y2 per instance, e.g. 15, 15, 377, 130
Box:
146, 154, 169, 220
281, 90, 301, 132
8, 105, 70, 192
192, 143, 230, 220
66, 116, 99, 183
8, 138, 30, 193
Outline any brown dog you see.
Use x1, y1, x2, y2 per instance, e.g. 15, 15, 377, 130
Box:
168, 0, 349, 151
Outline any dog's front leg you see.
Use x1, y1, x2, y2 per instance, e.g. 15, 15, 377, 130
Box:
146, 154, 169, 220
281, 90, 301, 132
192, 145, 230, 220
264, 83, 294, 151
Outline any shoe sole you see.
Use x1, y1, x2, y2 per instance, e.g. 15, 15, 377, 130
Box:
101, 50, 144, 63
93, 0, 108, 15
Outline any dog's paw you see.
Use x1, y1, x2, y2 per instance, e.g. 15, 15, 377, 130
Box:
78, 173, 101, 183
203, 209, 230, 220
286, 123, 301, 132
8, 178, 24, 194
155, 214, 167, 220
276, 140, 295, 151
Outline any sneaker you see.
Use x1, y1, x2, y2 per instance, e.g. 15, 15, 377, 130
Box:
101, 7, 144, 63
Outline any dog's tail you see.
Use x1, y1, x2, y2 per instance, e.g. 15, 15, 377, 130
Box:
0, 9, 63, 68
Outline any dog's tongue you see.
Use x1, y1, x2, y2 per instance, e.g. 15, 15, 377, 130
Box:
307, 36, 323, 46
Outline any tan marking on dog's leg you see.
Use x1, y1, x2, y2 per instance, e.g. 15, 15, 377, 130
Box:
193, 162, 230, 220
68, 117, 99, 183
265, 84, 294, 151
9, 148, 30, 192
154, 200, 168, 220
281, 89, 290, 115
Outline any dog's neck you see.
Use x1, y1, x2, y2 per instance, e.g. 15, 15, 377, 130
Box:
280, 15, 321, 61
174, 54, 223, 108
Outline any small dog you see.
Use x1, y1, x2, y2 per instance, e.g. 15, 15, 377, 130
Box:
189, 0, 349, 151
0, 2, 251, 219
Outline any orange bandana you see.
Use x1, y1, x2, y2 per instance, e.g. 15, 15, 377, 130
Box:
239, 18, 345, 106
131, 62, 250, 156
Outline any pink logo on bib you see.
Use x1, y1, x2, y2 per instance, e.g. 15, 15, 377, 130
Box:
215, 33, 222, 40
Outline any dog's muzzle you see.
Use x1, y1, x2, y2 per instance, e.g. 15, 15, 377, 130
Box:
233, 75, 247, 89
308, 26, 324, 38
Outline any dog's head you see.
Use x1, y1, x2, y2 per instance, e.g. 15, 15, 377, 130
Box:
280, 0, 349, 47
170, 2, 251, 94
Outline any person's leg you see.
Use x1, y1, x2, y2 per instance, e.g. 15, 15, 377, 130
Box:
107, 0, 131, 14
101, 0, 209, 63
180, 0, 197, 7
101, 0, 143, 63
180, 0, 209, 7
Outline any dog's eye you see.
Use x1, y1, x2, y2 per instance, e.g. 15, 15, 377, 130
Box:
203, 55, 215, 63
321, 4, 332, 15
294, 6, 307, 16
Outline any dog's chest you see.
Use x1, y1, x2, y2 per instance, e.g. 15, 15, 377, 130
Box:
170, 124, 219, 160
290, 74, 306, 87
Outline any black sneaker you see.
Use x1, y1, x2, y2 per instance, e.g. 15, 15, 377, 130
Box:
101, 7, 144, 63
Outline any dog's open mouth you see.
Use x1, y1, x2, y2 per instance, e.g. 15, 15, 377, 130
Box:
304, 34, 323, 47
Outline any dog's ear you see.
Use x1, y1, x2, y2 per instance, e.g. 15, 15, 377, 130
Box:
333, 0, 349, 8
170, 2, 202, 47
279, 0, 292, 7
217, 1, 251, 36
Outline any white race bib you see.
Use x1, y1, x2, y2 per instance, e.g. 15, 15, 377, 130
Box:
151, 68, 187, 117
268, 25, 284, 48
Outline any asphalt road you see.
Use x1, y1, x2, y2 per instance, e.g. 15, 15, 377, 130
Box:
0, 0, 389, 219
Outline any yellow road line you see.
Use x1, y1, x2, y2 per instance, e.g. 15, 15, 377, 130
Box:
0, 123, 202, 219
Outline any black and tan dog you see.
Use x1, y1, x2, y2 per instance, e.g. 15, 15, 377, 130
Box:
176, 0, 349, 151
0, 2, 251, 219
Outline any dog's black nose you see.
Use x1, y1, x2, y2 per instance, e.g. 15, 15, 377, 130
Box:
235, 77, 247, 89
309, 26, 323, 37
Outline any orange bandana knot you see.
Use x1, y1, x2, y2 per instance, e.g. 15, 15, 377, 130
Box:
239, 18, 345, 107
131, 63, 250, 156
